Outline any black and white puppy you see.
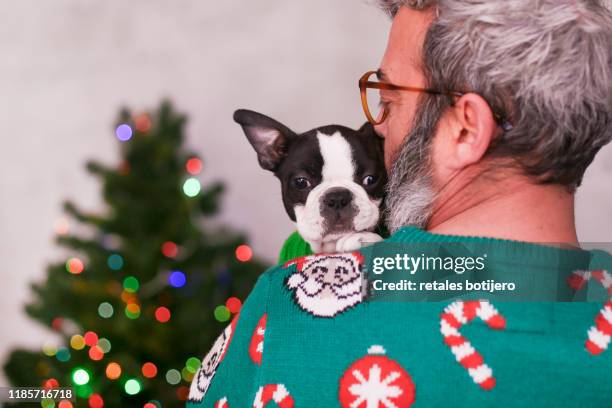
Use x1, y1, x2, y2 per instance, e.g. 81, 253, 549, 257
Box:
234, 109, 387, 253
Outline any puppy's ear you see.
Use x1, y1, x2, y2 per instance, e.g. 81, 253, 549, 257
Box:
233, 109, 295, 172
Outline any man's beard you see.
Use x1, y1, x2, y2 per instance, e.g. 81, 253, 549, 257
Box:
384, 96, 447, 233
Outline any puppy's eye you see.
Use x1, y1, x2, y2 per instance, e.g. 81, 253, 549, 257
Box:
362, 175, 377, 186
293, 177, 311, 190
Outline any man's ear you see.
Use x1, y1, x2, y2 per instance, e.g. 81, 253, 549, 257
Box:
233, 109, 296, 172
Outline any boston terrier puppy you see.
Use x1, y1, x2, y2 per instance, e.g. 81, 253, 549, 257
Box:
233, 109, 387, 253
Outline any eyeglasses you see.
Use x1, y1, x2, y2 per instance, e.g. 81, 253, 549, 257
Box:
359, 70, 513, 131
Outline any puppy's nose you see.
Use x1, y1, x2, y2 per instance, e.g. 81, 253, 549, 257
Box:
323, 188, 353, 210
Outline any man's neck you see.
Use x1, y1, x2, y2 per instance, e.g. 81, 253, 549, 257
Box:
426, 168, 578, 245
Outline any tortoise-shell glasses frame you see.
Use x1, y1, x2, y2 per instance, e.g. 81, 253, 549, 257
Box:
358, 70, 513, 131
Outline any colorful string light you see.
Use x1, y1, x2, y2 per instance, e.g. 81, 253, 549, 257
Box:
43, 378, 59, 389
134, 113, 151, 133
165, 369, 181, 385
182, 178, 201, 197
57, 400, 73, 408
105, 362, 121, 380
225, 297, 242, 314
123, 276, 139, 293
98, 302, 114, 318
185, 158, 202, 175
161, 241, 178, 258
97, 338, 111, 353
70, 335, 85, 350
107, 254, 124, 270
214, 305, 230, 322
176, 386, 189, 401
43, 342, 57, 357
75, 384, 93, 398
235, 244, 253, 262
41, 399, 55, 408
185, 357, 200, 373
181, 367, 194, 382
115, 124, 133, 142
66, 258, 84, 274
83, 331, 98, 347
125, 303, 141, 319
88, 346, 104, 361
155, 307, 171, 323
56, 347, 71, 362
88, 394, 103, 408
168, 270, 186, 288
72, 368, 90, 385
124, 379, 141, 395
142, 362, 157, 378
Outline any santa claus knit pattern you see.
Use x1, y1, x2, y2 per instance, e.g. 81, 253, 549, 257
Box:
187, 227, 612, 407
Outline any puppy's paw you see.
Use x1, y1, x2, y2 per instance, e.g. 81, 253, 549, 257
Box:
335, 232, 383, 252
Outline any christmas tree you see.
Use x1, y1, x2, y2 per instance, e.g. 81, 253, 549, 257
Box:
4, 101, 268, 407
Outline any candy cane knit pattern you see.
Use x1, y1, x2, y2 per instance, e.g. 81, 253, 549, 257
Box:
252, 384, 294, 408
214, 397, 228, 408
440, 300, 506, 390
567, 270, 612, 355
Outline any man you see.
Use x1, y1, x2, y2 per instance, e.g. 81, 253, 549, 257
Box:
188, 1, 612, 406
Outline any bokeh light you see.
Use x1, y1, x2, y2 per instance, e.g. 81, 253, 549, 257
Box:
168, 270, 186, 288
58, 401, 73, 408
72, 368, 90, 385
76, 384, 93, 399
88, 393, 103, 408
123, 276, 139, 293
124, 379, 141, 395
98, 302, 114, 318
66, 258, 84, 274
155, 307, 171, 323
121, 290, 138, 304
144, 401, 161, 408
115, 124, 133, 142
161, 241, 178, 258
165, 369, 181, 385
214, 305, 230, 322
97, 338, 111, 353
182, 178, 201, 197
107, 254, 124, 270
88, 346, 104, 361
176, 386, 189, 401
142, 362, 157, 378
70, 335, 85, 350
185, 357, 200, 373
56, 347, 71, 362
51, 317, 63, 331
83, 331, 98, 347
225, 297, 242, 314
181, 367, 194, 382
55, 217, 70, 235
43, 378, 59, 389
134, 113, 151, 133
125, 303, 141, 319
235, 244, 253, 262
105, 362, 121, 380
43, 342, 57, 356
41, 399, 55, 408
186, 158, 202, 175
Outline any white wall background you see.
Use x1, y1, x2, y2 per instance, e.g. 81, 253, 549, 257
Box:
0, 0, 610, 386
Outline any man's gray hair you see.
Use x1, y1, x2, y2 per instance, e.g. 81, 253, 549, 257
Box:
378, 0, 612, 189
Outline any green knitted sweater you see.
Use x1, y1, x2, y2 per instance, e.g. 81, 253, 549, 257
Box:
187, 226, 612, 407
